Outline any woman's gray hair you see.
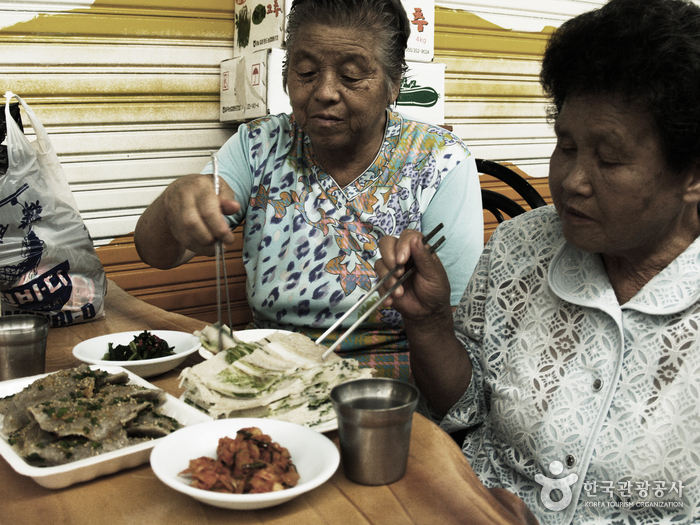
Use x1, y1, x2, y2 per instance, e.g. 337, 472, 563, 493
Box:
282, 0, 411, 103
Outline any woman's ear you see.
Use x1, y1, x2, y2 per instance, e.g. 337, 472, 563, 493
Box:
389, 78, 402, 106
682, 161, 700, 204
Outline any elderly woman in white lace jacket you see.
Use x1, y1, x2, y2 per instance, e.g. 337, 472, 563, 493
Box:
375, 1, 700, 524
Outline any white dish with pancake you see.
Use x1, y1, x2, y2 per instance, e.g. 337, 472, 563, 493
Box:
0, 365, 212, 489
183, 329, 373, 433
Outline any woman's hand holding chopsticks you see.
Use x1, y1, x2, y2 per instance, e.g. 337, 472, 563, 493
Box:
317, 225, 445, 359
135, 172, 240, 269
376, 228, 473, 418
375, 228, 452, 322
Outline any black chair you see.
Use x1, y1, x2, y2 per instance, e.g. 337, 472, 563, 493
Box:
477, 158, 547, 223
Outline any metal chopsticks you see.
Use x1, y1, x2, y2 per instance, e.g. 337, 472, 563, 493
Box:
212, 153, 233, 351
316, 222, 443, 347
319, 223, 445, 360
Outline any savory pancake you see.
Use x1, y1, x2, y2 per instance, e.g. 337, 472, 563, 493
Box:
181, 329, 373, 429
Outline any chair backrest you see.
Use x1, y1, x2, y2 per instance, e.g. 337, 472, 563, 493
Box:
477, 159, 547, 223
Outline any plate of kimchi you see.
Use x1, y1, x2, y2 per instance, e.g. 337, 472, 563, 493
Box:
150, 418, 339, 510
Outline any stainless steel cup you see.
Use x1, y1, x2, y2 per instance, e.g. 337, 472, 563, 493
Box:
0, 315, 50, 381
331, 378, 419, 486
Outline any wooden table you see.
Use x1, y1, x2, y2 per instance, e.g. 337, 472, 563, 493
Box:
0, 280, 538, 525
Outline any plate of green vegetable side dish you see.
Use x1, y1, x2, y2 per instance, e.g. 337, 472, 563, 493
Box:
72, 330, 201, 378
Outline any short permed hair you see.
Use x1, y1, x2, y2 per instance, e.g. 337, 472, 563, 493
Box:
540, 0, 700, 172
282, 0, 411, 104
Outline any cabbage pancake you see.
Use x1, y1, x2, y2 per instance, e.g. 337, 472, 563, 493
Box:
0, 364, 181, 466
179, 331, 373, 429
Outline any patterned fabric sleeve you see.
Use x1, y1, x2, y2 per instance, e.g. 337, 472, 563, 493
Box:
439, 232, 497, 433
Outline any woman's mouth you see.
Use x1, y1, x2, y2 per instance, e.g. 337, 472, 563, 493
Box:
561, 205, 594, 223
312, 113, 341, 124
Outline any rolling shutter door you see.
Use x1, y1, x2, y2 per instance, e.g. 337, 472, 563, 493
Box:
1, 0, 237, 246
435, 1, 606, 177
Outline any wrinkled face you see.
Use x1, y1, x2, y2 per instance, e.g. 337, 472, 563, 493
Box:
286, 23, 398, 161
549, 94, 690, 261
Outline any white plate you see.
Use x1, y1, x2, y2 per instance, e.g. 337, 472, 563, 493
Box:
72, 330, 201, 378
0, 365, 212, 489
198, 329, 293, 360
193, 328, 338, 433
150, 418, 339, 510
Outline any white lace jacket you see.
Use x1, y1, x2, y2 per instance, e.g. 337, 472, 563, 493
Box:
441, 205, 700, 524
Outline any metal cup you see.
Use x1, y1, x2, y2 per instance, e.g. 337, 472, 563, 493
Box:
0, 315, 50, 381
331, 378, 419, 486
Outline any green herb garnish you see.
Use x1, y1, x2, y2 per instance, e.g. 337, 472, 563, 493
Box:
102, 331, 175, 361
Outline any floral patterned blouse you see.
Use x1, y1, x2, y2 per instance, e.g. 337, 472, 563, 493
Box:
441, 205, 700, 524
208, 111, 484, 380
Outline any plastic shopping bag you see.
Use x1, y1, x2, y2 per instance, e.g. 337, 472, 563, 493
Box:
0, 91, 107, 326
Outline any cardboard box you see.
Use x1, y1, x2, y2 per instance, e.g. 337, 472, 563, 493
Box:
220, 48, 292, 123
233, 0, 290, 56
395, 61, 445, 125
233, 0, 433, 61
402, 0, 435, 63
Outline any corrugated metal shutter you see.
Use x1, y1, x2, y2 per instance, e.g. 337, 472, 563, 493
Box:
435, 1, 606, 178
1, 0, 237, 246
439, 1, 606, 31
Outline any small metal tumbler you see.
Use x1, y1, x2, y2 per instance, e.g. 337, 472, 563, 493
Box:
0, 315, 50, 381
331, 378, 419, 486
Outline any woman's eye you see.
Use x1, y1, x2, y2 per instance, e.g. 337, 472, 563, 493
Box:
556, 141, 576, 153
295, 72, 317, 83
597, 149, 623, 166
599, 158, 621, 167
291, 64, 316, 78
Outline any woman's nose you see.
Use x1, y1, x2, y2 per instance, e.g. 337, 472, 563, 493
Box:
314, 72, 341, 102
560, 157, 593, 196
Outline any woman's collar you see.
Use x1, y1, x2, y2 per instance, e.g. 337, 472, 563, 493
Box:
549, 234, 700, 315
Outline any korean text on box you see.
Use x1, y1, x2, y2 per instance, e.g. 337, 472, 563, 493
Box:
234, 0, 291, 56
401, 0, 435, 63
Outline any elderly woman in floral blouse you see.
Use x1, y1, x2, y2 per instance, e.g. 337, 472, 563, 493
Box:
376, 0, 700, 523
134, 0, 483, 381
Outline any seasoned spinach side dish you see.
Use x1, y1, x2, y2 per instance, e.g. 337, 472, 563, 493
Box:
103, 331, 175, 361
